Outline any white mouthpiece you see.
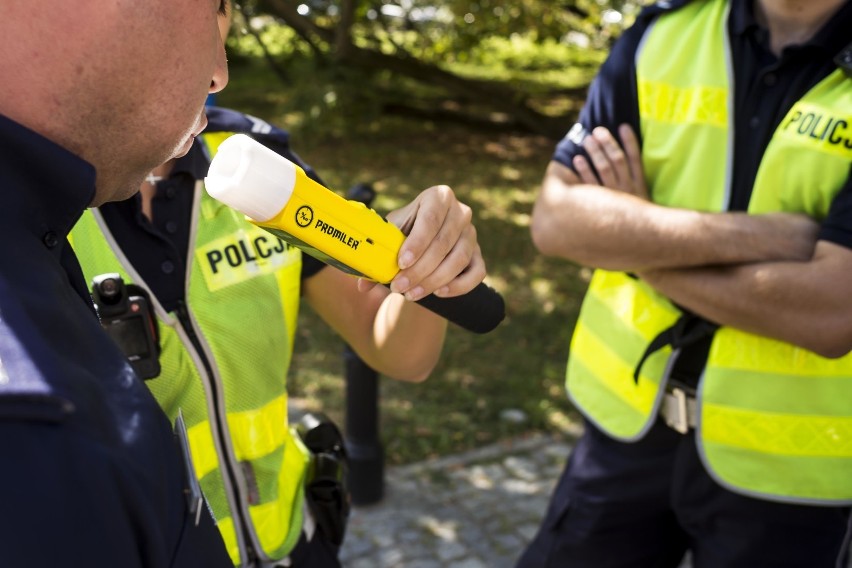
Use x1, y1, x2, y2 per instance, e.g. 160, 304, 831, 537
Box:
205, 133, 297, 222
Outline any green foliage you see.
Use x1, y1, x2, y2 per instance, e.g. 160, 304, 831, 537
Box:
217, 63, 589, 464
224, 17, 602, 140
466, 33, 606, 73
227, 18, 306, 58
229, 0, 645, 123
238, 0, 643, 63
223, 37, 383, 143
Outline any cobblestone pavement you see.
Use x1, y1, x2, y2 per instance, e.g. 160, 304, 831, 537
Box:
339, 433, 575, 568
339, 430, 849, 568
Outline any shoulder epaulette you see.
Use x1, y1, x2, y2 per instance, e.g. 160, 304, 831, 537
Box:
835, 42, 852, 77
643, 0, 696, 17
0, 394, 74, 423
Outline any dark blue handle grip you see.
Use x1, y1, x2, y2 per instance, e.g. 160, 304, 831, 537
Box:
413, 281, 505, 334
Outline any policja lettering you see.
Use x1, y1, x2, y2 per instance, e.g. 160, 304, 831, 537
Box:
782, 110, 851, 149
206, 233, 289, 274
314, 219, 360, 250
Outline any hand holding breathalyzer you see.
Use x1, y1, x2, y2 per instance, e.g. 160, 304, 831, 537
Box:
373, 184, 483, 301
205, 134, 505, 334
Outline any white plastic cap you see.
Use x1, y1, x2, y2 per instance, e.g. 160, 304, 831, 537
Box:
205, 133, 297, 221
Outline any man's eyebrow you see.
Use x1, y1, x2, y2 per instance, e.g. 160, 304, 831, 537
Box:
218, 0, 228, 16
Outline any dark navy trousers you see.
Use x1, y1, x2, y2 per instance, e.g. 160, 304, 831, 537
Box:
517, 418, 852, 568
286, 529, 341, 567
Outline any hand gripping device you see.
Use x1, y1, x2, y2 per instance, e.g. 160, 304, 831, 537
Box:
205, 134, 505, 334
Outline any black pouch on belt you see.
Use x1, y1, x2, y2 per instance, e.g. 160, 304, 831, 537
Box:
296, 412, 351, 547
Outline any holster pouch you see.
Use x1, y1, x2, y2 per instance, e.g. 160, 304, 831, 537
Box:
296, 412, 350, 547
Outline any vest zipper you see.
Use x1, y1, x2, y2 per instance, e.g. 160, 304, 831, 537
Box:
174, 299, 259, 566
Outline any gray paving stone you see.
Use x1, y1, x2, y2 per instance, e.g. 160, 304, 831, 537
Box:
444, 558, 488, 568
340, 434, 570, 567
435, 541, 468, 562
402, 558, 444, 568
502, 456, 540, 481
377, 547, 405, 566
492, 533, 525, 553
341, 431, 841, 568
338, 535, 373, 561
347, 558, 379, 568
515, 522, 541, 543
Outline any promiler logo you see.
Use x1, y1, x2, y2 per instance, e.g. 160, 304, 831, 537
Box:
314, 218, 360, 250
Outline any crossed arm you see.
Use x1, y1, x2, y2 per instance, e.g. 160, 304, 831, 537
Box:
531, 125, 852, 357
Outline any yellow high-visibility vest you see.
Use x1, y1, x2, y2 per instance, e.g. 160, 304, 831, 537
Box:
70, 131, 310, 564
567, 0, 852, 504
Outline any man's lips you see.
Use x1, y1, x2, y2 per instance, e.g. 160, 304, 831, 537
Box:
192, 116, 209, 139
177, 116, 209, 155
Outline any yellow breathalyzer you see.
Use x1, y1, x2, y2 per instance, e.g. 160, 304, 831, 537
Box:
205, 133, 404, 282
205, 133, 504, 334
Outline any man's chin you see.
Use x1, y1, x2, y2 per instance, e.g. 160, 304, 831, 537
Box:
91, 184, 140, 207
120, 184, 144, 202
173, 135, 196, 159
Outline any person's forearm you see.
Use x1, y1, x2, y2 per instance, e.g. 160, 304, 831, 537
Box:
368, 294, 447, 382
305, 270, 447, 382
639, 241, 852, 358
531, 163, 819, 271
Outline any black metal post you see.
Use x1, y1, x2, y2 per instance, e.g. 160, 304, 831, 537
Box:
342, 183, 384, 505
343, 345, 384, 505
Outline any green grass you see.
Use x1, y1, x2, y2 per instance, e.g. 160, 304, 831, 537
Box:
217, 60, 588, 464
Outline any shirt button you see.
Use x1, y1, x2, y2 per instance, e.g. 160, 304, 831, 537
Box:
165, 186, 177, 199
749, 116, 760, 129
43, 231, 59, 248
161, 260, 175, 275
763, 73, 777, 86
165, 221, 178, 234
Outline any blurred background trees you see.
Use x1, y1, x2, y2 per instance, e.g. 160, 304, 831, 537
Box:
227, 0, 644, 139
218, 0, 648, 463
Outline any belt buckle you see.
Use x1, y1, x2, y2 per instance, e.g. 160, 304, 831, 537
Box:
665, 387, 690, 434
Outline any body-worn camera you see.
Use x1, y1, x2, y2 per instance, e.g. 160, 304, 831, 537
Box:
296, 412, 351, 546
91, 273, 161, 380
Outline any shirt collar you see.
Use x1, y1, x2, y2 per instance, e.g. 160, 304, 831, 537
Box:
0, 113, 96, 241
729, 0, 759, 36
730, 0, 852, 56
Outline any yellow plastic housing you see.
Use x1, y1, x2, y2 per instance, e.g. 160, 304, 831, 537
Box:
254, 166, 405, 283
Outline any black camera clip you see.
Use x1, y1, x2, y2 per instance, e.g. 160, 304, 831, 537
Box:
91, 273, 161, 380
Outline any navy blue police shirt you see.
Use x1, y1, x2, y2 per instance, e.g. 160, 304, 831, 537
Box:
98, 106, 327, 313
552, 0, 852, 384
553, 0, 852, 249
0, 113, 231, 566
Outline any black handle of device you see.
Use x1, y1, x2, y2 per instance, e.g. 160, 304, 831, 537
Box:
412, 281, 505, 334
347, 183, 505, 334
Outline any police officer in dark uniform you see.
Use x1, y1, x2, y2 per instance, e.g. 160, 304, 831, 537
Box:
0, 0, 233, 565
521, 0, 852, 566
